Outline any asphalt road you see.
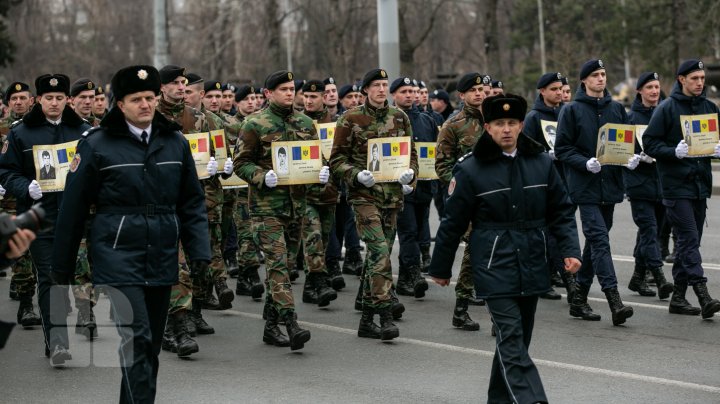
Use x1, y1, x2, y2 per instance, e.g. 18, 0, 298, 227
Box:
1, 198, 720, 403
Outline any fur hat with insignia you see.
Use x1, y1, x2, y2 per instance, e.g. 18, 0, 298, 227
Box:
4, 82, 31, 103
390, 76, 413, 93
234, 85, 255, 102
70, 78, 96, 97
677, 59, 704, 77
265, 70, 295, 91
204, 80, 223, 93
302, 80, 325, 93
35, 74, 70, 96
481, 94, 527, 123
360, 68, 388, 93
636, 72, 660, 90
111, 65, 161, 103
159, 65, 186, 84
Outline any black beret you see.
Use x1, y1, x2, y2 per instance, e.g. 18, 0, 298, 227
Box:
35, 74, 70, 96
390, 77, 414, 93
338, 84, 356, 99
70, 78, 96, 97
234, 85, 255, 102
221, 83, 235, 92
636, 72, 660, 90
256, 87, 265, 94
418, 80, 426, 89
111, 65, 161, 102
560, 76, 569, 86
185, 73, 203, 86
4, 82, 31, 103
457, 72, 486, 93
481, 94, 527, 123
361, 68, 388, 92
204, 80, 223, 93
580, 59, 605, 80
159, 65, 186, 84
536, 72, 563, 89
323, 77, 336, 86
491, 80, 503, 89
302, 80, 325, 93
429, 89, 450, 104
264, 70, 294, 91
95, 85, 105, 96
293, 78, 305, 91
677, 59, 704, 76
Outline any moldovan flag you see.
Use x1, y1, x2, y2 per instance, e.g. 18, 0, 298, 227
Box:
608, 128, 633, 143
292, 145, 320, 160
419, 145, 435, 159
382, 141, 409, 157
189, 138, 208, 153
692, 118, 718, 133
57, 146, 76, 164
319, 126, 335, 140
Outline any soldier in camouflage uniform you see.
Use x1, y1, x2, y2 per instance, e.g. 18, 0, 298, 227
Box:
300, 80, 342, 306
0, 81, 40, 327
234, 70, 320, 351
435, 72, 492, 331
330, 68, 419, 341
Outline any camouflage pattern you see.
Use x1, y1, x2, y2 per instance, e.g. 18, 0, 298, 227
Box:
235, 190, 260, 269
169, 247, 193, 314
353, 204, 398, 308
302, 204, 336, 274
305, 108, 340, 205
72, 239, 96, 304
434, 104, 484, 299
10, 253, 35, 296
0, 112, 24, 137
217, 111, 244, 260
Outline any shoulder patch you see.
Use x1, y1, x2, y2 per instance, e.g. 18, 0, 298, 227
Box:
457, 152, 473, 164
9, 120, 21, 129
448, 177, 457, 196
82, 127, 102, 137
69, 153, 81, 172
1, 140, 7, 154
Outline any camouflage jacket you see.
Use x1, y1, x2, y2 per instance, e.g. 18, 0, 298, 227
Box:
0, 112, 24, 137
304, 107, 339, 205
0, 112, 25, 212
218, 111, 244, 148
234, 102, 317, 217
330, 100, 418, 208
435, 104, 484, 185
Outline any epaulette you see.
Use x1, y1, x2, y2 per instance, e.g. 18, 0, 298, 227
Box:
9, 119, 22, 129
81, 126, 103, 137
457, 151, 473, 164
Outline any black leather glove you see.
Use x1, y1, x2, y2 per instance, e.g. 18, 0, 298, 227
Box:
49, 270, 72, 286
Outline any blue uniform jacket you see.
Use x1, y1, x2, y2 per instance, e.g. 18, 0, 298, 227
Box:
523, 94, 562, 151
625, 94, 662, 202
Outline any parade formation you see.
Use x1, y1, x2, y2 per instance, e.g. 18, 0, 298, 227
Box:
0, 57, 719, 403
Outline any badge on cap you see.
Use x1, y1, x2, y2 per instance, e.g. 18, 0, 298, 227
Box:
216, 82, 221, 90
328, 77, 335, 84
98, 87, 104, 94
49, 78, 58, 87
87, 82, 93, 90
380, 70, 387, 78
230, 85, 235, 91
310, 84, 316, 91
138, 69, 148, 80
483, 76, 491, 85
503, 103, 510, 111
475, 76, 481, 84
403, 78, 410, 85
288, 72, 293, 80
653, 72, 658, 79
433, 90, 439, 95
556, 72, 562, 79
352, 85, 358, 92
698, 61, 704, 69
497, 81, 503, 88
598, 59, 604, 68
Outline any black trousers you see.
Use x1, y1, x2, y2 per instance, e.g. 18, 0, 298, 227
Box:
486, 296, 547, 404
107, 285, 171, 404
663, 198, 707, 285
630, 199, 665, 269
31, 237, 69, 353
397, 200, 430, 267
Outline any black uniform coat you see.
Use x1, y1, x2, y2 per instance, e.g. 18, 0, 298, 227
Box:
554, 86, 628, 205
0, 104, 91, 235
625, 94, 662, 202
402, 104, 438, 204
642, 83, 718, 200
523, 94, 562, 151
52, 107, 210, 286
428, 133, 581, 298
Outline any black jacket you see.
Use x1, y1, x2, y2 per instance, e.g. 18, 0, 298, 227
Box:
428, 133, 580, 298
402, 105, 438, 204
625, 95, 662, 201
642, 83, 718, 200
0, 104, 91, 235
52, 107, 210, 286
555, 86, 628, 204
523, 94, 562, 151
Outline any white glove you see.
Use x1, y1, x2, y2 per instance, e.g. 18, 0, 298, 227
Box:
675, 140, 688, 159
28, 180, 42, 200
223, 158, 233, 175
398, 169, 414, 185
714, 142, 720, 158
402, 185, 414, 195
206, 157, 218, 176
626, 154, 640, 170
639, 152, 654, 164
319, 166, 330, 184
357, 170, 375, 188
0, 184, 5, 197
264, 170, 278, 188
548, 149, 557, 160
585, 158, 601, 174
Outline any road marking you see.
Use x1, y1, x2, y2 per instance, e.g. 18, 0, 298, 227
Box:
224, 309, 720, 394
612, 254, 720, 271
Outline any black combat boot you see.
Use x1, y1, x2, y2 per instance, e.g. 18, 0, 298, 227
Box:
247, 266, 265, 300
389, 287, 405, 320
550, 271, 565, 287
357, 307, 381, 339
9, 278, 18, 301
214, 278, 234, 310
569, 284, 601, 321
161, 315, 177, 353
17, 295, 41, 328
692, 283, 720, 319
420, 244, 431, 274
452, 298, 480, 331
173, 311, 199, 357
342, 248, 363, 276
202, 285, 221, 310
263, 305, 290, 347
235, 275, 252, 296
75, 298, 98, 340
628, 264, 656, 297
326, 259, 345, 291
185, 310, 197, 337
603, 287, 634, 326
225, 253, 239, 278
396, 262, 415, 296
669, 282, 701, 315
302, 273, 319, 304
561, 270, 577, 304
540, 287, 562, 300
190, 298, 215, 335
649, 267, 674, 300
313, 272, 338, 307
282, 311, 311, 351
378, 308, 399, 341
409, 264, 429, 298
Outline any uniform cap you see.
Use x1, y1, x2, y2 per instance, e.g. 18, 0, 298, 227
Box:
302, 80, 325, 93
159, 65, 186, 84
360, 68, 388, 93
265, 70, 295, 91
203, 80, 223, 93
4, 81, 30, 103
536, 72, 563, 89
636, 72, 659, 90
234, 85, 255, 102
35, 74, 70, 96
677, 59, 704, 76
481, 94, 527, 123
390, 77, 413, 93
70, 78, 96, 97
111, 65, 161, 102
580, 59, 605, 80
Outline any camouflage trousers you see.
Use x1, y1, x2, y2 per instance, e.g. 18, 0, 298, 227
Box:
206, 191, 227, 282
234, 191, 260, 270
252, 216, 302, 316
72, 239, 96, 304
168, 245, 210, 314
303, 204, 336, 274
352, 204, 398, 309
11, 252, 35, 296
456, 230, 475, 299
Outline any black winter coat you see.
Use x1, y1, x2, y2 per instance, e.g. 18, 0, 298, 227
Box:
642, 83, 718, 200
625, 95, 662, 201
52, 107, 210, 286
428, 133, 580, 298
555, 86, 628, 205
523, 95, 562, 151
403, 105, 438, 204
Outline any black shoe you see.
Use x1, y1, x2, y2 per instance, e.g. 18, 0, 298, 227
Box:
236, 276, 252, 296
550, 272, 564, 287
314, 273, 338, 307
664, 253, 675, 264
604, 287, 633, 326
357, 307, 381, 339
396, 265, 415, 297
342, 248, 363, 276
628, 264, 656, 297
214, 278, 234, 310
289, 269, 300, 282
452, 298, 480, 331
49, 345, 72, 367
648, 267, 673, 300
282, 311, 311, 351
246, 266, 265, 300
225, 255, 239, 278
561, 270, 577, 305
75, 299, 98, 340
389, 288, 405, 320
408, 264, 428, 299
540, 288, 562, 300
173, 311, 199, 357
570, 284, 601, 321
669, 283, 702, 316
161, 317, 177, 353
202, 294, 221, 310
263, 305, 290, 347
17, 297, 41, 328
190, 299, 215, 334
420, 245, 431, 274
326, 260, 345, 291
693, 283, 720, 319
378, 308, 399, 341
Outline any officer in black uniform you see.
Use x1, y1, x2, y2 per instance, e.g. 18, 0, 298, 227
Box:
0, 73, 91, 366
429, 94, 581, 404
52, 65, 210, 402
